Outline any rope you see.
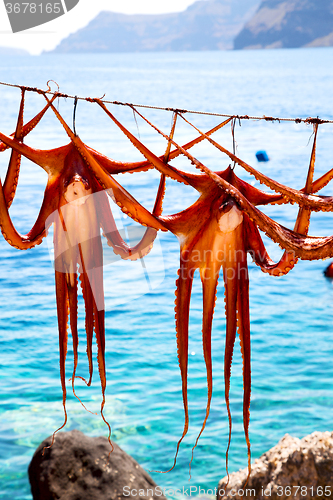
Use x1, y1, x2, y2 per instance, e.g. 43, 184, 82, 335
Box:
0, 80, 332, 125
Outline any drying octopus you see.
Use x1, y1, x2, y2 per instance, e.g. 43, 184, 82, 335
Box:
0, 90, 333, 477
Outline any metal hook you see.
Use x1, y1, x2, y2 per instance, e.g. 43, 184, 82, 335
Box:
231, 117, 237, 170
46, 80, 60, 93
306, 117, 319, 146
131, 106, 141, 139
73, 96, 78, 136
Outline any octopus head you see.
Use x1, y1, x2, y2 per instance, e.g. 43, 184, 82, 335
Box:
63, 174, 93, 205
218, 199, 243, 233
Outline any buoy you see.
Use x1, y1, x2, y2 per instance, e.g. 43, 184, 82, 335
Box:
324, 262, 333, 278
256, 150, 269, 162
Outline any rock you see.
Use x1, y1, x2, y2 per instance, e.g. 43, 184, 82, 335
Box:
217, 431, 333, 500
28, 430, 166, 500
234, 0, 333, 50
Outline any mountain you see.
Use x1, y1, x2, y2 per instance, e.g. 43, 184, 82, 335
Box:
234, 0, 333, 49
49, 0, 259, 53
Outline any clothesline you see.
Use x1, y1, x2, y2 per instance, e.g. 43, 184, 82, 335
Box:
0, 79, 332, 124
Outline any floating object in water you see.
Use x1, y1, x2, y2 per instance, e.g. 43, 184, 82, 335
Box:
256, 150, 269, 162
324, 262, 333, 278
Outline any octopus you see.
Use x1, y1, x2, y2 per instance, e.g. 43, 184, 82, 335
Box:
94, 100, 333, 476
0, 92, 235, 447
1, 91, 333, 478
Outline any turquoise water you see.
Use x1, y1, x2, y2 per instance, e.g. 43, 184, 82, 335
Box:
0, 48, 333, 499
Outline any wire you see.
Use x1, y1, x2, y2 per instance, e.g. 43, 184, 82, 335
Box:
0, 80, 332, 124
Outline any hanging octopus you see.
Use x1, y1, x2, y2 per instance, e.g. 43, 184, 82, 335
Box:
0, 92, 235, 447
93, 100, 333, 477
1, 91, 333, 479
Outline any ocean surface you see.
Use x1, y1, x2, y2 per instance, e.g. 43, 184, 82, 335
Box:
0, 48, 333, 499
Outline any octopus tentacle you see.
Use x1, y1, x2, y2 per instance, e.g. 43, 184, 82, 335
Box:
97, 101, 225, 193
76, 200, 113, 447
79, 270, 94, 386
3, 93, 58, 208
3, 88, 25, 208
76, 142, 167, 231
0, 170, 61, 250
229, 169, 282, 206
48, 269, 69, 448
67, 271, 79, 387
95, 169, 164, 262
0, 129, 69, 174
114, 106, 285, 206
67, 271, 95, 413
97, 190, 137, 259
90, 259, 113, 449
96, 100, 232, 190
222, 259, 239, 478
98, 117, 173, 262
203, 168, 333, 260
271, 167, 333, 205
245, 218, 296, 275
189, 261, 220, 473
178, 114, 333, 212
55, 201, 85, 402
155, 258, 194, 473
116, 117, 176, 260
152, 136, 333, 261
121, 109, 333, 259
43, 96, 167, 232
88, 116, 232, 176
55, 199, 95, 410
97, 184, 160, 261
236, 260, 251, 483
95, 100, 188, 186
247, 125, 318, 276
172, 260, 193, 469
0, 93, 57, 152
98, 103, 212, 192
0, 178, 49, 249
307, 167, 333, 194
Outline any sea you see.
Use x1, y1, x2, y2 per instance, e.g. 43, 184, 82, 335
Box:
0, 48, 333, 499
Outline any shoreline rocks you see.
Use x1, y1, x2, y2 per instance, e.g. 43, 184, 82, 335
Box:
217, 431, 333, 500
28, 430, 166, 500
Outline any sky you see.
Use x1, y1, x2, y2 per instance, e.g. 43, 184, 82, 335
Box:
0, 0, 197, 55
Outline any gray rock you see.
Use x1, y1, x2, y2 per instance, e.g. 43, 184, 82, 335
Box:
234, 0, 333, 49
28, 430, 166, 500
217, 431, 333, 500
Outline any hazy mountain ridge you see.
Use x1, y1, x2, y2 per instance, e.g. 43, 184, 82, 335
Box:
49, 0, 260, 53
234, 0, 333, 49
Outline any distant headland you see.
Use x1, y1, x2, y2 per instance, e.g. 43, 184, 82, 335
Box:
45, 0, 333, 53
